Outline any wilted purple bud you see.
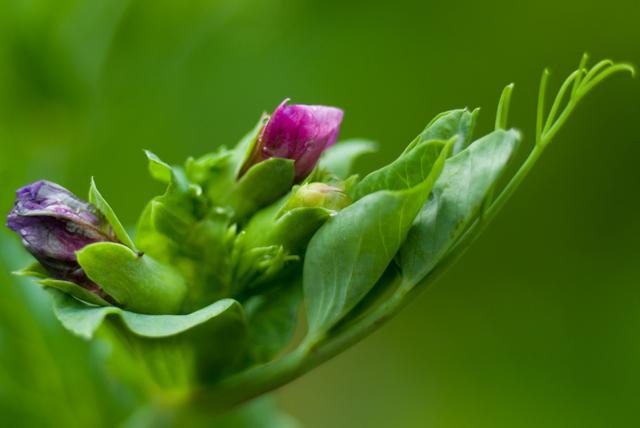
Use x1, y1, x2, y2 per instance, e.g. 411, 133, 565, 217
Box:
242, 99, 344, 181
7, 180, 117, 300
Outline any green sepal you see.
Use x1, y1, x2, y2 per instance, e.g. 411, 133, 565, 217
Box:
234, 114, 269, 176
271, 207, 333, 255
13, 261, 49, 278
39, 278, 111, 306
186, 149, 236, 204
138, 151, 204, 250
224, 158, 295, 221
145, 150, 174, 184
244, 202, 333, 255
13, 262, 110, 306
144, 150, 202, 196
231, 239, 298, 293
89, 178, 136, 250
77, 242, 187, 315
232, 197, 333, 293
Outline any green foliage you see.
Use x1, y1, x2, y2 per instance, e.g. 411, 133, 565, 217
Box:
224, 158, 295, 221
304, 140, 449, 335
89, 178, 137, 250
352, 138, 452, 199
244, 278, 302, 364
404, 108, 478, 155
77, 242, 188, 314
0, 238, 136, 428
3, 48, 634, 427
50, 289, 243, 340
319, 139, 378, 179
398, 129, 520, 285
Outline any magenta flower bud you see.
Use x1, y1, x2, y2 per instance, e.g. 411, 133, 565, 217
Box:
6, 180, 117, 300
242, 99, 344, 181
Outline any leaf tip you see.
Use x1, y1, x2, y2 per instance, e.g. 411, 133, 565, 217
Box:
624, 63, 636, 78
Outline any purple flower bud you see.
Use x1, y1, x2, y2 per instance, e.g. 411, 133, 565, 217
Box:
6, 180, 117, 301
242, 99, 344, 181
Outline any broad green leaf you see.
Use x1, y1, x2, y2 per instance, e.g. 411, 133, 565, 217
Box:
304, 169, 445, 335
225, 158, 295, 221
404, 108, 478, 155
77, 242, 187, 315
49, 289, 244, 340
39, 278, 110, 306
89, 178, 136, 250
352, 138, 452, 199
244, 279, 302, 363
319, 139, 378, 178
398, 129, 520, 286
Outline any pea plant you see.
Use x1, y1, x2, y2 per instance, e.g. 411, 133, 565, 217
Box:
6, 55, 633, 424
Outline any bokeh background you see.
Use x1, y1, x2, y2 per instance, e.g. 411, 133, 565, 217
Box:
1, 1, 638, 427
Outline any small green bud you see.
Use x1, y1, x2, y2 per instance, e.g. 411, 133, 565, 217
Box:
283, 183, 351, 213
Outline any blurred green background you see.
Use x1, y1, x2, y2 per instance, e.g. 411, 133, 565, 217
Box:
1, 0, 638, 427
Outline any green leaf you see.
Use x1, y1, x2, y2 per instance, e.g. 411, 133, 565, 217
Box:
148, 198, 193, 241
209, 396, 301, 428
404, 108, 478, 155
13, 261, 48, 278
50, 288, 244, 340
352, 138, 452, 199
12, 261, 111, 309
144, 150, 201, 195
234, 115, 269, 176
319, 139, 377, 178
225, 158, 295, 221
89, 178, 136, 250
244, 279, 302, 363
244, 205, 333, 255
38, 278, 110, 306
271, 208, 333, 254
144, 150, 173, 184
304, 167, 445, 336
398, 128, 520, 286
77, 242, 187, 315
138, 151, 204, 246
